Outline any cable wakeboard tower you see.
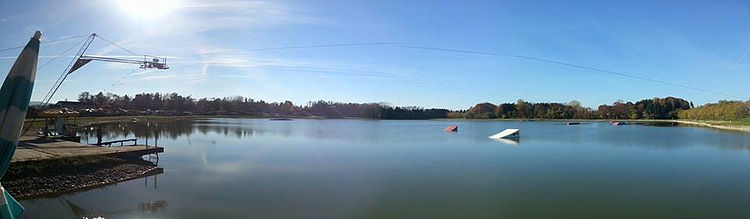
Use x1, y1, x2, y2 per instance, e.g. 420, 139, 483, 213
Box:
39, 33, 170, 109
77, 55, 168, 70
67, 33, 169, 74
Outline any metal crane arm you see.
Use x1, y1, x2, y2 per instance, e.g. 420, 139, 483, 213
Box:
68, 55, 169, 74
79, 55, 147, 65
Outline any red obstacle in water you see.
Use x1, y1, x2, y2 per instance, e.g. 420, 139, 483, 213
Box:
444, 125, 458, 132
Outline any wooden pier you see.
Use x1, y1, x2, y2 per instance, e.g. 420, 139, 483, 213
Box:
13, 136, 163, 163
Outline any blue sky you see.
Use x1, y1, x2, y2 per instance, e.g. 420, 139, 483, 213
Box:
1, 0, 749, 110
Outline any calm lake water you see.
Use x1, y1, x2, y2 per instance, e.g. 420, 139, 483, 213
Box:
19, 118, 750, 218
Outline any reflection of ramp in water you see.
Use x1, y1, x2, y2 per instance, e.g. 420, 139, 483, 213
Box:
491, 138, 520, 146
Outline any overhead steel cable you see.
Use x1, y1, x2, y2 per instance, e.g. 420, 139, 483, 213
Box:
37, 37, 86, 71
401, 45, 743, 99
95, 34, 141, 56
0, 33, 89, 53
240, 42, 403, 51
186, 42, 403, 58
235, 66, 464, 91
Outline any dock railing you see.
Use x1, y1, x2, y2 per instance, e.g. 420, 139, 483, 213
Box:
99, 138, 138, 147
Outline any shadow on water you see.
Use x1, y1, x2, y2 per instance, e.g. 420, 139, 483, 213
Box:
63, 198, 168, 218
62, 174, 165, 218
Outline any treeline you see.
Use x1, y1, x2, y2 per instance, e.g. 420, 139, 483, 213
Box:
458, 97, 692, 120
596, 97, 692, 119
73, 92, 447, 119
678, 100, 750, 120
70, 91, 750, 121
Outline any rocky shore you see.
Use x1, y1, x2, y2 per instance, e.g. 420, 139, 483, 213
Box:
2, 155, 161, 199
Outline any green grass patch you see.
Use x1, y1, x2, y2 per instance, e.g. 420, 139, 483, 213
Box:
726, 117, 750, 126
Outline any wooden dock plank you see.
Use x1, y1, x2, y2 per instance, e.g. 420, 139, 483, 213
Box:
13, 136, 163, 163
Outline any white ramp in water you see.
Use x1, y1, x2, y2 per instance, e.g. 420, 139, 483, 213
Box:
488, 129, 520, 139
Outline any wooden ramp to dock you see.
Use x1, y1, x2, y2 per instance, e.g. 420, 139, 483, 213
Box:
13, 136, 163, 163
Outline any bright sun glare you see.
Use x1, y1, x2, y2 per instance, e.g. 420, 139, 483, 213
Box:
115, 0, 179, 19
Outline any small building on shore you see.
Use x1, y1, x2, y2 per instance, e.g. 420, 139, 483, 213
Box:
37, 108, 80, 139
53, 101, 98, 111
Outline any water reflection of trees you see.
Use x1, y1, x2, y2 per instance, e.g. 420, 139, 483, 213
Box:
80, 119, 195, 142
77, 119, 750, 153
78, 119, 267, 141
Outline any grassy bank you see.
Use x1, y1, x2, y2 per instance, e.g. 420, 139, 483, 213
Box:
724, 117, 750, 126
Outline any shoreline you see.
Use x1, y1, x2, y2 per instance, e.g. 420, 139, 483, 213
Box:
35, 115, 750, 133
27, 115, 750, 134
439, 118, 750, 133
442, 118, 750, 133
3, 155, 161, 199
667, 120, 750, 133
